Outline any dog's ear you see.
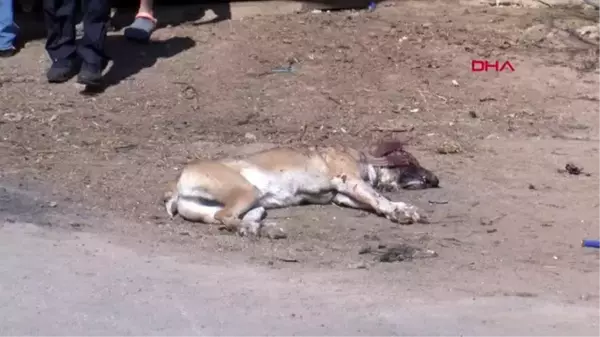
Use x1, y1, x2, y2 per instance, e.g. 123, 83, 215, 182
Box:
370, 140, 405, 158
365, 140, 419, 167
383, 153, 414, 167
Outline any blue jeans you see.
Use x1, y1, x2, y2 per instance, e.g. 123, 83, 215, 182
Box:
0, 0, 18, 51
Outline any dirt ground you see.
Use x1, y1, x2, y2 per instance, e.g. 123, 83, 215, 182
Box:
1, 0, 599, 314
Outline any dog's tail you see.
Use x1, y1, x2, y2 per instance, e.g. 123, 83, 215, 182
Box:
164, 181, 179, 218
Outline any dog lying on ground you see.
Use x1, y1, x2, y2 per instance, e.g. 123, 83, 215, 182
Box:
164, 140, 439, 238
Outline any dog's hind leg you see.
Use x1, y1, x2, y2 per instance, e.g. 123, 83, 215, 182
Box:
240, 207, 287, 239
214, 186, 261, 236
164, 180, 222, 223
176, 198, 222, 224
164, 181, 179, 217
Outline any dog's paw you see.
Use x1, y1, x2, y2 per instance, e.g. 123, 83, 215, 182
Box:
260, 222, 287, 240
388, 202, 424, 224
238, 221, 261, 239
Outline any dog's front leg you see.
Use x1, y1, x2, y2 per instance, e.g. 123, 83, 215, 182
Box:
332, 175, 422, 224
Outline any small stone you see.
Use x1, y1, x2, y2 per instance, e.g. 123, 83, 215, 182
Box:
262, 226, 287, 240
436, 141, 462, 154
244, 132, 257, 141
3, 112, 23, 122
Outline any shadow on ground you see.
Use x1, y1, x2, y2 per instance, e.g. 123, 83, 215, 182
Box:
82, 35, 196, 95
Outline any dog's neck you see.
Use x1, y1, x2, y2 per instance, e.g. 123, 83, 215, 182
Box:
358, 151, 380, 187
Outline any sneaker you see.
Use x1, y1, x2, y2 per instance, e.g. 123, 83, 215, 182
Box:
77, 60, 108, 87
0, 47, 16, 58
123, 14, 157, 43
47, 58, 81, 83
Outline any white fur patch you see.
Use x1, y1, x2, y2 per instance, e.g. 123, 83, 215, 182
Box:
366, 165, 378, 185
239, 167, 331, 208
177, 198, 222, 223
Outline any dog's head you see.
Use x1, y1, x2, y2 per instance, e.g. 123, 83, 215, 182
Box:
366, 140, 439, 190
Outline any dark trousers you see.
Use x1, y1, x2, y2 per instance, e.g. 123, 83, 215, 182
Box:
43, 0, 110, 66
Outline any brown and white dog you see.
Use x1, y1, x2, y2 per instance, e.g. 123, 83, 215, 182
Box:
164, 140, 439, 238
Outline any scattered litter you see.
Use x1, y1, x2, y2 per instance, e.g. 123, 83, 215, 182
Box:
359, 243, 438, 263
503, 291, 538, 298
114, 144, 138, 153
173, 81, 199, 100
372, 125, 414, 133
379, 244, 437, 263
428, 200, 449, 205
451, 80, 459, 87
276, 257, 299, 263
565, 162, 583, 175
69, 222, 85, 229
486, 228, 498, 234
582, 239, 600, 248
480, 214, 506, 226
559, 162, 590, 176
311, 9, 322, 14
271, 65, 296, 73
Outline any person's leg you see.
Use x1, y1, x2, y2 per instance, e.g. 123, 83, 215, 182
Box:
75, 0, 86, 38
43, 0, 80, 82
123, 0, 156, 43
77, 0, 110, 86
0, 0, 18, 57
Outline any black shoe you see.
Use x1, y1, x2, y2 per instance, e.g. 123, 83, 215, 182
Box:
47, 59, 80, 83
0, 47, 16, 58
77, 60, 108, 87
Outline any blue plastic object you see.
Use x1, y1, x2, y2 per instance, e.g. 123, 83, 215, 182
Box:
582, 239, 600, 248
367, 1, 376, 11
